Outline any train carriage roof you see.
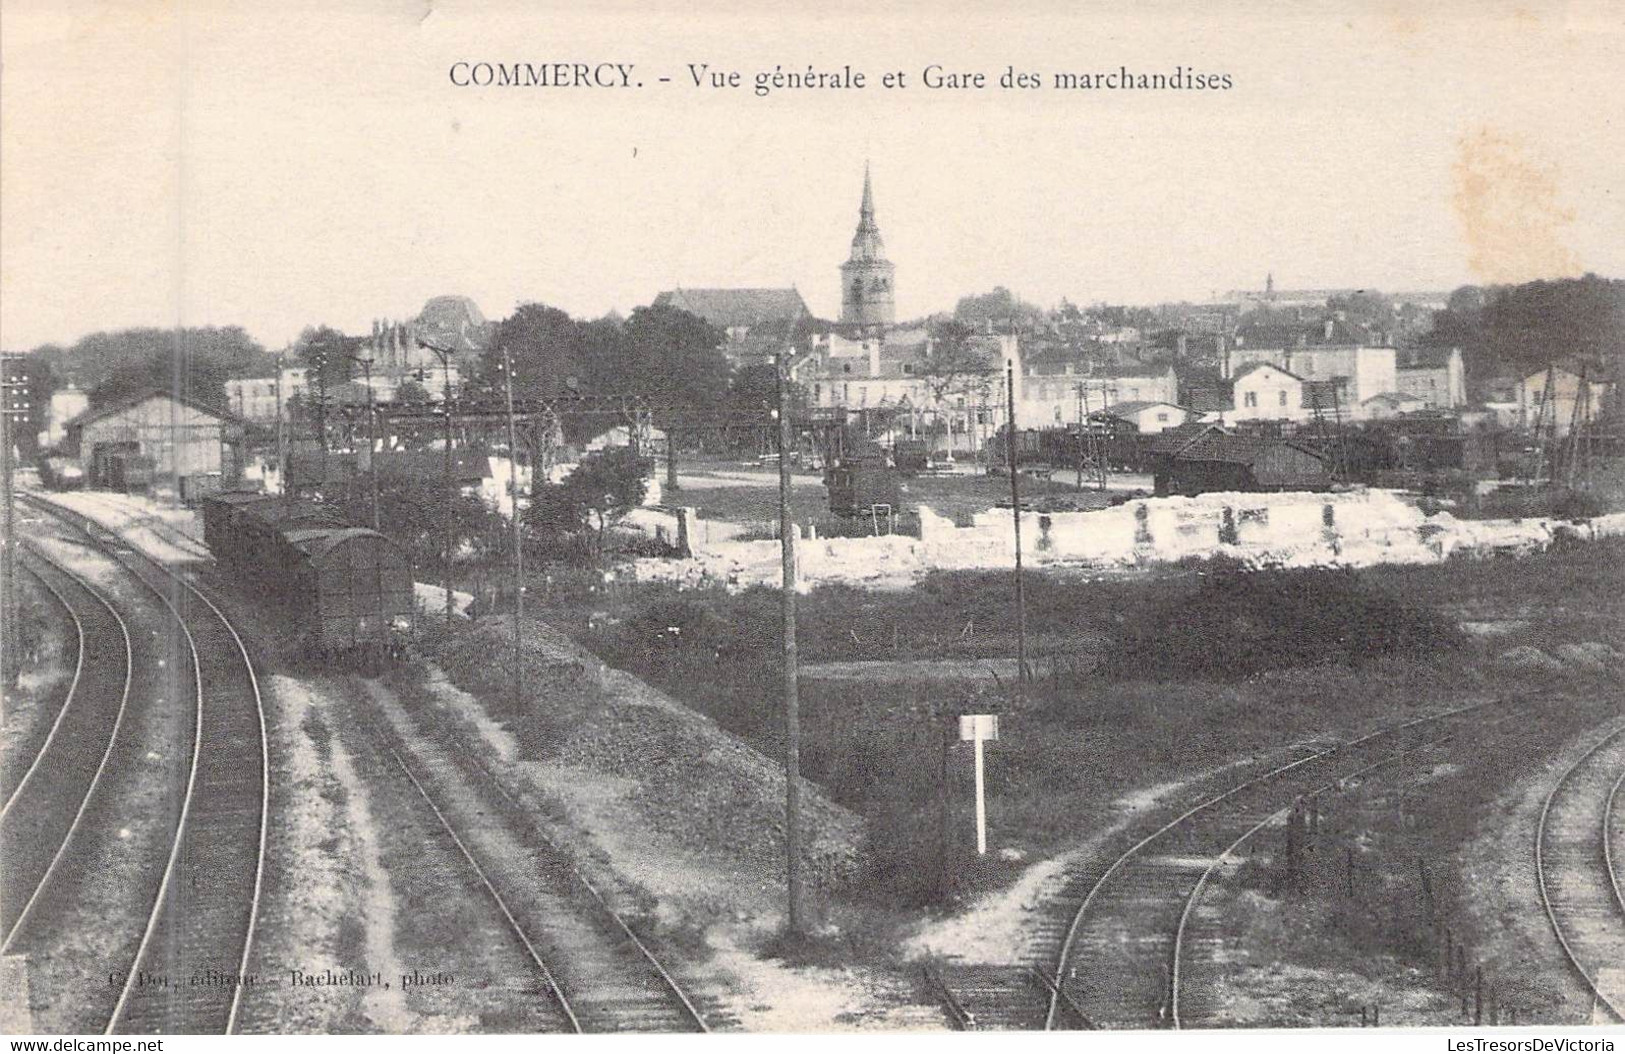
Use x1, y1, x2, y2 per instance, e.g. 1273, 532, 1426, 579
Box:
284, 526, 407, 564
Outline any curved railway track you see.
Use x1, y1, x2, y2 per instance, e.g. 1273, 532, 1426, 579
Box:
0, 560, 85, 812
359, 705, 712, 1032
1169, 706, 1526, 1028
1536, 721, 1625, 1023
0, 546, 134, 951
929, 700, 1514, 1030
21, 495, 270, 1035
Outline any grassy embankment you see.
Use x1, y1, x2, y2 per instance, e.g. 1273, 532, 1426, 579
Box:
522, 539, 1623, 918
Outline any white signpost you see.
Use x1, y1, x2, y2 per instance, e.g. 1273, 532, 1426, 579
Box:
959, 714, 999, 856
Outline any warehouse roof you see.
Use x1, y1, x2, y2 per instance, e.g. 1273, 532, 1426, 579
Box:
67, 387, 244, 431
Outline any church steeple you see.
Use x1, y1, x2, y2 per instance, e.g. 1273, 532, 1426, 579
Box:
841, 162, 896, 327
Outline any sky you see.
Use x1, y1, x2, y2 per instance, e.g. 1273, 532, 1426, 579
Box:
2, 0, 1622, 352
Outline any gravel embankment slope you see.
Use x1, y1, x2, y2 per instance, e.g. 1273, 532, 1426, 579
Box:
424, 615, 864, 927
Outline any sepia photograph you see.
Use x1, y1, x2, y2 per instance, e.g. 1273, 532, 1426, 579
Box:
1, 0, 1623, 1041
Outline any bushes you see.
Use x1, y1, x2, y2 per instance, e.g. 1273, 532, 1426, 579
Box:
1096, 566, 1465, 682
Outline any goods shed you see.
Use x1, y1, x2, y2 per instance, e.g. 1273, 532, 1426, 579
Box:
1153, 427, 1330, 496
66, 389, 244, 490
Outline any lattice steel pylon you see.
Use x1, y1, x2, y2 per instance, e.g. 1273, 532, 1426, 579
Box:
1526, 365, 1559, 483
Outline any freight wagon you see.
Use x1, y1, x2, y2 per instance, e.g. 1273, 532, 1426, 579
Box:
201, 492, 414, 662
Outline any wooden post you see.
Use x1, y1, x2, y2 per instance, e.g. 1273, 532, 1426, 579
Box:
1360, 1006, 1367, 1028
776, 348, 804, 936
1373, 1004, 1379, 1028
1005, 361, 1029, 688
937, 705, 952, 900
1474, 966, 1483, 1026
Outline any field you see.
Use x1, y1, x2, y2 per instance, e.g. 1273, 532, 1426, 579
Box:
666, 459, 1139, 536
524, 536, 1624, 922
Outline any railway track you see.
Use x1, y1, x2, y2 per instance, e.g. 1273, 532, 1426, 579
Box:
22, 495, 270, 1035
0, 561, 85, 811
358, 700, 713, 1032
0, 546, 134, 951
1536, 720, 1625, 1023
1169, 706, 1527, 1028
932, 700, 1515, 1030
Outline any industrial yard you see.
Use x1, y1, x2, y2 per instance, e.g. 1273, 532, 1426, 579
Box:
2, 468, 1621, 1032
3, 3, 1624, 1037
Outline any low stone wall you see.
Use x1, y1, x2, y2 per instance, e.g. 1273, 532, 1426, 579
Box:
627, 489, 1625, 593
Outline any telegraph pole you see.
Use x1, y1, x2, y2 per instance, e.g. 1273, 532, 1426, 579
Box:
0, 355, 28, 716
776, 336, 804, 937
418, 339, 458, 631
274, 354, 287, 503
1005, 361, 1030, 687
502, 346, 525, 708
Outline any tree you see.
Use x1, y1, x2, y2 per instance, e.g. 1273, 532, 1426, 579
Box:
953, 287, 1045, 329
918, 320, 996, 403
81, 326, 264, 409
293, 325, 365, 453
1420, 275, 1625, 394
483, 302, 585, 401
600, 305, 729, 411
527, 445, 650, 560
395, 378, 431, 404
339, 474, 498, 571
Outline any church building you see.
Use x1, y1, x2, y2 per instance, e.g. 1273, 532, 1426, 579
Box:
839, 164, 896, 330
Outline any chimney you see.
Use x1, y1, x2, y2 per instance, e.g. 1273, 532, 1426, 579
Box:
1176, 333, 1188, 358
868, 339, 880, 378
1324, 318, 1335, 342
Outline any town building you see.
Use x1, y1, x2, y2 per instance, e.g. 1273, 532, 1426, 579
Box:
1225, 343, 1398, 421
225, 365, 310, 423
1516, 366, 1614, 436
1360, 391, 1429, 419
1021, 363, 1178, 427
651, 288, 809, 342
362, 295, 491, 395
1225, 363, 1308, 426
66, 389, 245, 486
42, 382, 89, 447
1395, 347, 1466, 409
803, 328, 1016, 455
1095, 400, 1190, 434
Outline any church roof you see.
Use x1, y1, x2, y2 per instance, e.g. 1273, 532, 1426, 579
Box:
653, 288, 809, 330
847, 162, 889, 264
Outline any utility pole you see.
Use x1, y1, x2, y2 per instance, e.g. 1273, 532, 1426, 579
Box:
502, 345, 524, 708
0, 354, 25, 719
347, 348, 379, 530
274, 354, 287, 503
775, 333, 804, 937
1005, 361, 1030, 687
418, 339, 458, 632
665, 422, 680, 494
